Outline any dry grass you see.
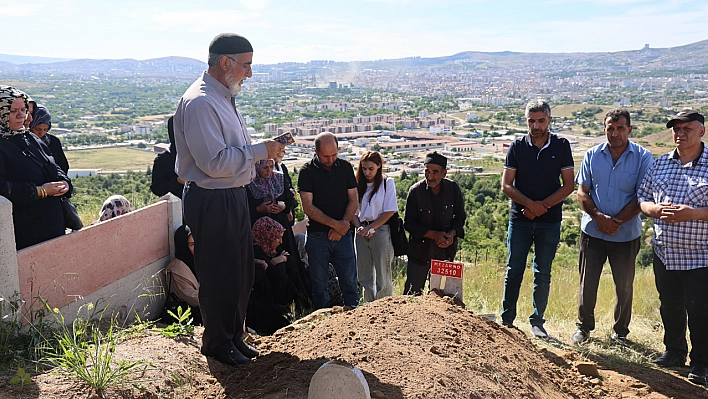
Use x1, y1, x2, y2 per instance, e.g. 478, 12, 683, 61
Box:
393, 257, 665, 362
66, 147, 156, 171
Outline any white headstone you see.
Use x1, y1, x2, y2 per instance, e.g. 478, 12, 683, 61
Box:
308, 360, 371, 399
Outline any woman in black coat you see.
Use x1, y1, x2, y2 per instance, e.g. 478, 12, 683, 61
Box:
0, 86, 72, 250
29, 104, 69, 175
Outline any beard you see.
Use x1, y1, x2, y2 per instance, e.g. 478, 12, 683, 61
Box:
224, 73, 242, 95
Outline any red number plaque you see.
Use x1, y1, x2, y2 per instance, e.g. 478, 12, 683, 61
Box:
430, 259, 463, 279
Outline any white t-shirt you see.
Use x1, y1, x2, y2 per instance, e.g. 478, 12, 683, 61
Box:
356, 177, 398, 222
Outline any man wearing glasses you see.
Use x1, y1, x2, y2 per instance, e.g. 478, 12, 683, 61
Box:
174, 33, 284, 367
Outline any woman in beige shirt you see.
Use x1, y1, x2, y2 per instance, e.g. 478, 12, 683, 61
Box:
165, 225, 202, 325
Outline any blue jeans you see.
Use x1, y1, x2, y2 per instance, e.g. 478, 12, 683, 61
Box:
501, 219, 561, 327
306, 230, 359, 309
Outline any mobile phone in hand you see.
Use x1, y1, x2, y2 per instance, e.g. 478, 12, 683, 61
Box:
274, 131, 295, 145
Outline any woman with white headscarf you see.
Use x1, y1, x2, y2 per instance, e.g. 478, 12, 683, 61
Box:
0, 86, 72, 249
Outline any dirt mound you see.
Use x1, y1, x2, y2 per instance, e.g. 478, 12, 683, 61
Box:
5, 294, 706, 398
224, 294, 589, 398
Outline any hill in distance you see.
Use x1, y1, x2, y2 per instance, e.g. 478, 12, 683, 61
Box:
2, 39, 708, 77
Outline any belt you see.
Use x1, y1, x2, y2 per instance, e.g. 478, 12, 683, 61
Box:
186, 181, 246, 190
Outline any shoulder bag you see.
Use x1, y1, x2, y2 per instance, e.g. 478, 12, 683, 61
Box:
383, 177, 408, 257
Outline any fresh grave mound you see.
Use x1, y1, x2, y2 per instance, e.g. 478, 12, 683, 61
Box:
220, 294, 592, 399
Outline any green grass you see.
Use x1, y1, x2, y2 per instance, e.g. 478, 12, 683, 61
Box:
66, 147, 156, 171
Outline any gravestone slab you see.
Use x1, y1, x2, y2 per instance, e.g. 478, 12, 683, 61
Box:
308, 360, 371, 399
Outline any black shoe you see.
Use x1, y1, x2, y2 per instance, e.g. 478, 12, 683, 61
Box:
610, 332, 628, 346
234, 337, 259, 359
654, 351, 686, 368
688, 365, 708, 385
531, 325, 548, 339
571, 328, 589, 345
201, 347, 251, 366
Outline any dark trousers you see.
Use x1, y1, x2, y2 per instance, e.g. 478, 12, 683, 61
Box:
577, 232, 639, 336
653, 251, 708, 366
183, 185, 254, 353
404, 244, 457, 296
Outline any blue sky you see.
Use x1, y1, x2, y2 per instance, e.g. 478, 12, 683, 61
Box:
4, 0, 708, 64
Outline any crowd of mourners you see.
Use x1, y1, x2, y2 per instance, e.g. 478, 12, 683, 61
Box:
1, 31, 707, 385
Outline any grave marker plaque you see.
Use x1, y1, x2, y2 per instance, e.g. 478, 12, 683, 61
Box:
429, 259, 464, 300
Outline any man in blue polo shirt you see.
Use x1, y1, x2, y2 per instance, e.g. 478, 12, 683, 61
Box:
571, 109, 653, 346
500, 99, 575, 339
299, 132, 360, 309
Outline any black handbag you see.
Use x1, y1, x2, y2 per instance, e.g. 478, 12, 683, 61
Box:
381, 179, 408, 256
61, 197, 83, 231
387, 211, 409, 257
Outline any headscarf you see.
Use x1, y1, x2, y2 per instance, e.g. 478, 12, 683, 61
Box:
251, 216, 285, 257
99, 195, 133, 221
247, 159, 284, 202
30, 104, 51, 131
0, 86, 29, 139
174, 225, 196, 279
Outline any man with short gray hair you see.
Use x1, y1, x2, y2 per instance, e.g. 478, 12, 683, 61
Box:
174, 33, 284, 366
638, 110, 708, 385
500, 99, 575, 339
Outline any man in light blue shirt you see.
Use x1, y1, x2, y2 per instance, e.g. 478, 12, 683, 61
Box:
572, 109, 654, 345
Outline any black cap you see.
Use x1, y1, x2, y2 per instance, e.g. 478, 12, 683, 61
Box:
424, 151, 447, 169
209, 33, 253, 55
667, 110, 705, 128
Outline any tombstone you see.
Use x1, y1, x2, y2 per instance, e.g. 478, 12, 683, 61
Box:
429, 259, 464, 300
308, 360, 371, 399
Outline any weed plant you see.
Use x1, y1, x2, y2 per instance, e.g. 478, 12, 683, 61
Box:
42, 303, 146, 394
0, 294, 58, 370
154, 306, 194, 338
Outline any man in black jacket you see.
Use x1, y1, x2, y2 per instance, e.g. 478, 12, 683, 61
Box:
403, 152, 466, 295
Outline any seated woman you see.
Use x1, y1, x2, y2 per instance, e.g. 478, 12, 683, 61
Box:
96, 195, 133, 223
248, 160, 311, 306
0, 86, 72, 250
163, 225, 202, 325
150, 116, 185, 199
251, 216, 300, 307
30, 105, 69, 174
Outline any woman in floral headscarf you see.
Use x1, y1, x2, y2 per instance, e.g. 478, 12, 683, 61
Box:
248, 160, 312, 306
251, 216, 299, 307
0, 86, 72, 249
247, 159, 287, 224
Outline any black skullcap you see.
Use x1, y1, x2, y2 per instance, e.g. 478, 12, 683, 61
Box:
424, 151, 447, 169
666, 109, 705, 128
209, 33, 253, 55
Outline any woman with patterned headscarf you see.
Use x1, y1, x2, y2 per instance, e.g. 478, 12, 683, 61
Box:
97, 195, 133, 222
247, 159, 286, 223
248, 159, 312, 306
30, 104, 69, 174
0, 86, 72, 249
251, 216, 300, 307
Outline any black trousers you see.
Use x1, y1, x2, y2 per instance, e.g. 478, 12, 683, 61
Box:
183, 185, 254, 353
653, 251, 708, 366
577, 232, 639, 336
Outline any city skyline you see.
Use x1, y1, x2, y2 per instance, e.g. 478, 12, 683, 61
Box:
3, 0, 708, 64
